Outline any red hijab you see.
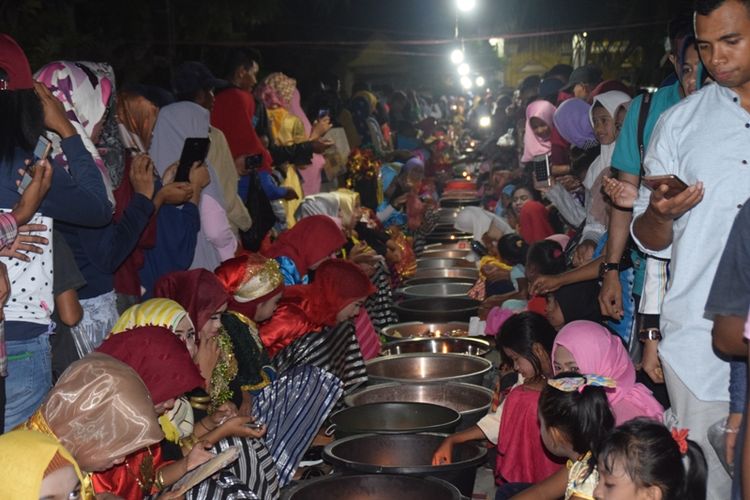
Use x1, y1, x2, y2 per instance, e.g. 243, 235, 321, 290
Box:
215, 253, 285, 320
154, 269, 229, 335
259, 259, 376, 356
96, 326, 204, 405
263, 215, 347, 277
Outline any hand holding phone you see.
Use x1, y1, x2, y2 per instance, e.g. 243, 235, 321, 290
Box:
175, 138, 211, 183
642, 175, 689, 199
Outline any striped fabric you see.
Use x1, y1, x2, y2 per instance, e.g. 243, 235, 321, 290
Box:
253, 365, 343, 486
183, 436, 280, 500
364, 261, 398, 329
272, 321, 368, 397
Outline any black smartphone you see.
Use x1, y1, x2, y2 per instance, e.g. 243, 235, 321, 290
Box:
471, 240, 488, 257
642, 174, 689, 199
318, 108, 330, 120
244, 154, 264, 170
175, 137, 211, 183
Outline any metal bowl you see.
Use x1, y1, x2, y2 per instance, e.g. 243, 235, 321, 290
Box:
381, 321, 470, 342
403, 277, 475, 287
345, 382, 493, 430
439, 197, 480, 208
366, 353, 493, 386
395, 297, 480, 323
323, 433, 486, 497
418, 249, 472, 259
381, 337, 490, 357
435, 208, 461, 225
424, 232, 473, 244
416, 258, 475, 269
328, 402, 461, 438
410, 268, 479, 281
282, 474, 462, 500
398, 283, 473, 299
421, 242, 472, 253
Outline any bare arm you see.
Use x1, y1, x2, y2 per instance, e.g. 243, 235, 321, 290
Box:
510, 467, 567, 500
713, 315, 748, 357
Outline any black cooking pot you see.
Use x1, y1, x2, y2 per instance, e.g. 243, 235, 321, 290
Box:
281, 474, 462, 500
323, 433, 487, 497
327, 402, 461, 439
395, 297, 480, 323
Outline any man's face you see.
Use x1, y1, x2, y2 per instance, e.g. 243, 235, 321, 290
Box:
238, 62, 259, 91
696, 0, 750, 90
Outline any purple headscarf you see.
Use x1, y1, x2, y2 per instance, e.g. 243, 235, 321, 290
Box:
552, 98, 598, 150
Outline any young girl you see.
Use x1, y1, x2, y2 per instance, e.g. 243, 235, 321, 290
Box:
432, 312, 563, 496
594, 418, 707, 500
533, 372, 616, 500
523, 239, 567, 316
512, 185, 554, 244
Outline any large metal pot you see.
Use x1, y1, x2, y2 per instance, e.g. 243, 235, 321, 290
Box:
418, 249, 472, 259
323, 433, 486, 497
395, 297, 479, 323
366, 353, 493, 386
381, 337, 490, 357
421, 242, 472, 253
282, 474, 461, 500
345, 382, 493, 430
436, 208, 461, 225
439, 197, 480, 208
425, 232, 473, 244
398, 283, 473, 299
403, 277, 474, 287
328, 402, 461, 438
410, 268, 479, 282
416, 258, 474, 270
381, 321, 470, 342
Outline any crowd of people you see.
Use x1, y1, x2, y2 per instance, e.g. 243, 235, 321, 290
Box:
0, 0, 749, 498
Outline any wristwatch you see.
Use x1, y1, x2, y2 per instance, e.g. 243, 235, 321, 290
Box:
599, 262, 620, 278
638, 328, 662, 342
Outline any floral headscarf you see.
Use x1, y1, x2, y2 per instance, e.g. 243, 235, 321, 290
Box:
34, 61, 117, 207
259, 72, 297, 110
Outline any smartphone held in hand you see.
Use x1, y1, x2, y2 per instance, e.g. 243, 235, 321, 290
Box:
642, 175, 689, 199
175, 137, 211, 183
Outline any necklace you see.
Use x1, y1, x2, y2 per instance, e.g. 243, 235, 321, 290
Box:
124, 447, 155, 495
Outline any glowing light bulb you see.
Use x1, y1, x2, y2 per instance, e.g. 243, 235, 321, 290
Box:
450, 48, 464, 65
479, 115, 491, 128
458, 63, 471, 76
475, 75, 485, 87
456, 0, 477, 12
460, 75, 473, 89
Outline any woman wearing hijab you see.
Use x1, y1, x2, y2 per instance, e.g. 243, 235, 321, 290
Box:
94, 326, 214, 499
214, 254, 344, 485
21, 353, 164, 498
263, 214, 347, 285
114, 87, 203, 308
552, 320, 664, 424
290, 89, 327, 196
0, 430, 84, 500
261, 259, 376, 396
521, 99, 556, 164
0, 39, 112, 432
454, 206, 514, 250
34, 61, 156, 363
150, 100, 235, 271
545, 279, 603, 330
110, 300, 282, 500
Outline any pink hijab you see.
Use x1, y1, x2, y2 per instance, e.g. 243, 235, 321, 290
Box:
289, 89, 326, 195
521, 100, 556, 162
552, 320, 664, 425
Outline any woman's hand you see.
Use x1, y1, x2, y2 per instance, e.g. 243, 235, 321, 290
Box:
530, 275, 563, 296
217, 416, 267, 441
186, 441, 214, 472
34, 81, 76, 138
0, 225, 48, 261
155, 183, 194, 208
14, 160, 53, 226
130, 154, 156, 200
189, 162, 210, 190
310, 116, 332, 141
431, 437, 454, 465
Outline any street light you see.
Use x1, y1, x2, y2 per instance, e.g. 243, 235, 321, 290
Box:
475, 75, 485, 87
450, 48, 464, 65
460, 75, 473, 89
457, 63, 470, 76
456, 0, 477, 12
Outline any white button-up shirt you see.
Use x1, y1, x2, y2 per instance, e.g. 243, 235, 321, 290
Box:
632, 83, 750, 402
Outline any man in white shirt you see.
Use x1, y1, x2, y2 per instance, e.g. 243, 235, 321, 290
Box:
632, 1, 750, 497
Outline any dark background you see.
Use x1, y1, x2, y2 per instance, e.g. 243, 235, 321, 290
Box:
2, 0, 696, 96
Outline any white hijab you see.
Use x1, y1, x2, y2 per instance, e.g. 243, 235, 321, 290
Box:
454, 207, 513, 241
585, 91, 631, 190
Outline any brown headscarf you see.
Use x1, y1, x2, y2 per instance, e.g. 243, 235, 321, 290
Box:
25, 353, 164, 472
117, 90, 160, 152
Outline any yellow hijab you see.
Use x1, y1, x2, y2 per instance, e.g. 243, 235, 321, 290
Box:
111, 298, 191, 335
0, 430, 84, 500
